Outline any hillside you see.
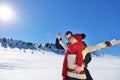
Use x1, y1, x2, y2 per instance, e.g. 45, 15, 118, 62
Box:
0, 46, 120, 80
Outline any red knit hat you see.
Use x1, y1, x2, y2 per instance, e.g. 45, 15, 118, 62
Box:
72, 34, 82, 41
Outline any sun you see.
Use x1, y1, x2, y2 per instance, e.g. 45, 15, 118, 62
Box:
0, 4, 15, 22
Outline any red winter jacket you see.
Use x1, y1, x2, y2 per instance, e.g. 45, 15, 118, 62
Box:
62, 41, 84, 80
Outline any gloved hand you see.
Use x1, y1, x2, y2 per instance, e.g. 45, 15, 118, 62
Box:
57, 32, 61, 40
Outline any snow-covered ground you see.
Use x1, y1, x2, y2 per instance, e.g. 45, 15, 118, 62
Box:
0, 47, 120, 80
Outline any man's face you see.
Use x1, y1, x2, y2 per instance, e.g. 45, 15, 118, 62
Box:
65, 33, 72, 43
65, 34, 79, 44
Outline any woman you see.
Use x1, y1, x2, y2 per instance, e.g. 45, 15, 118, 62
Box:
62, 34, 87, 80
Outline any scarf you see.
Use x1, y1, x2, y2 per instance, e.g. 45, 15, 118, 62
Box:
62, 41, 83, 80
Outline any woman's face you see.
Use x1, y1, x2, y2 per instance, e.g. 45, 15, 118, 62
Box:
69, 37, 78, 44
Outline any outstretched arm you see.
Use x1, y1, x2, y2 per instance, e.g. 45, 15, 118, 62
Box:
57, 32, 67, 51
82, 39, 120, 59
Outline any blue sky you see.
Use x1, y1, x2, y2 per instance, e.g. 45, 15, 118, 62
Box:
0, 0, 120, 55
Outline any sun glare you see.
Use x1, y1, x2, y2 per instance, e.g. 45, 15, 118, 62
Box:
0, 4, 15, 22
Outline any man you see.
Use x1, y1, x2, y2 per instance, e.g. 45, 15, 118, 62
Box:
55, 31, 93, 80
60, 33, 120, 80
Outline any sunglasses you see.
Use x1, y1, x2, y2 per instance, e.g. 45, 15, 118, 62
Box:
67, 37, 72, 40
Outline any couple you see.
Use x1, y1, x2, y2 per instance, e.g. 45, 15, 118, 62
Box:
55, 31, 120, 80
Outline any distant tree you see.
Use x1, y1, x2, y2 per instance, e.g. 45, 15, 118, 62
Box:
45, 43, 49, 47
16, 42, 18, 45
7, 39, 9, 41
52, 44, 55, 47
49, 43, 52, 48
27, 42, 33, 46
52, 43, 55, 47
30, 42, 33, 46
22, 42, 25, 45
38, 44, 42, 48
10, 38, 13, 41
10, 44, 12, 47
3, 38, 6, 43
33, 43, 35, 46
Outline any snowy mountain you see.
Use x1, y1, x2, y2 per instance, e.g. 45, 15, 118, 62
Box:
0, 37, 65, 54
0, 37, 112, 56
0, 37, 120, 80
0, 37, 44, 49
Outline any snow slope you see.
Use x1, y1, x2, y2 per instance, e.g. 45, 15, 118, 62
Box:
0, 46, 120, 80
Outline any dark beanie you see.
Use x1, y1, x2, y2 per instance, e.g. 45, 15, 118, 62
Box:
72, 34, 82, 41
